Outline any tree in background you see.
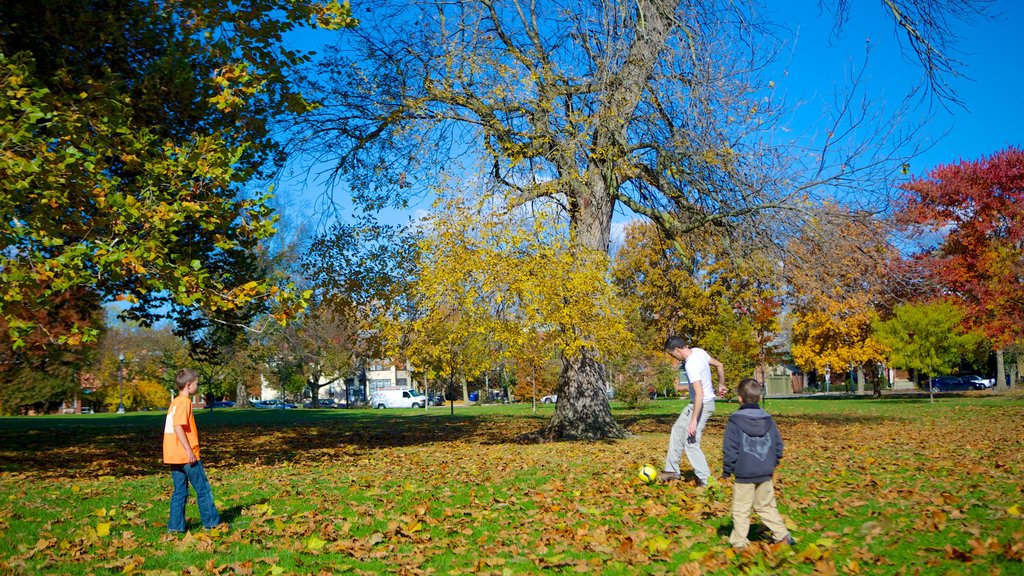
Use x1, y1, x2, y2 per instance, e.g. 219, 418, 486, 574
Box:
293, 0, 987, 437
898, 147, 1024, 387
256, 301, 361, 405
873, 300, 986, 402
409, 193, 631, 430
0, 286, 103, 413
786, 209, 898, 391
86, 324, 191, 412
303, 219, 423, 401
612, 220, 782, 390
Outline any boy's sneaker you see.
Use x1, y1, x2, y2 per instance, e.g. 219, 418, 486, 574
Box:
775, 534, 795, 545
657, 471, 681, 481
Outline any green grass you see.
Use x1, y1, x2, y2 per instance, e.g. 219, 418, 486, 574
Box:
1, 395, 1022, 574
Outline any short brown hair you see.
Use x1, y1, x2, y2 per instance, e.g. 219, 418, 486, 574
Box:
175, 368, 198, 391
664, 335, 688, 351
737, 378, 762, 404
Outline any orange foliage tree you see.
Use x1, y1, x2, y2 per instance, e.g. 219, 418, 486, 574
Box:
786, 209, 898, 389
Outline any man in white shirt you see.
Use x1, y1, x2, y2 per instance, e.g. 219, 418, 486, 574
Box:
660, 335, 727, 486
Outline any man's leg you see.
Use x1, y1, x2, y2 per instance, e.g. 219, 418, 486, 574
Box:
662, 404, 693, 478
683, 401, 714, 484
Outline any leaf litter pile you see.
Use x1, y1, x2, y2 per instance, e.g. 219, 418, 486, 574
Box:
0, 397, 1022, 575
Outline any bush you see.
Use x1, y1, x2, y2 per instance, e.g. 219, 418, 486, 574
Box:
614, 378, 652, 409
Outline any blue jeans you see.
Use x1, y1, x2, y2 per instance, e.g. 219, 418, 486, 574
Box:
168, 461, 220, 532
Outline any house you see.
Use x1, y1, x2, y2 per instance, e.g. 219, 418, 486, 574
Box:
259, 359, 418, 405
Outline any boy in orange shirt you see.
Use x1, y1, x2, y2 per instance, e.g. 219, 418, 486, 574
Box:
164, 368, 223, 532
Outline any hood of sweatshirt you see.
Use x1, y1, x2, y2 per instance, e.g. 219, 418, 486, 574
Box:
730, 405, 773, 437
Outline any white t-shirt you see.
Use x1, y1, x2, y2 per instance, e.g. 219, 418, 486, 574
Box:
684, 347, 715, 403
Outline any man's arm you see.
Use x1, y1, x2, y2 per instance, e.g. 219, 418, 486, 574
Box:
709, 356, 726, 396
174, 424, 197, 464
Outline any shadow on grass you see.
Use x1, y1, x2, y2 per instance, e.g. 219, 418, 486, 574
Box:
715, 520, 782, 544
0, 397, 934, 480
0, 409, 547, 480
616, 409, 893, 436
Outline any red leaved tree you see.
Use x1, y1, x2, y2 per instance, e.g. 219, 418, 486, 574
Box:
898, 147, 1024, 384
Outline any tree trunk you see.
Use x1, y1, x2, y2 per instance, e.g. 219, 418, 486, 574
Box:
531, 179, 626, 440
535, 348, 628, 441
996, 348, 1005, 390
461, 374, 470, 404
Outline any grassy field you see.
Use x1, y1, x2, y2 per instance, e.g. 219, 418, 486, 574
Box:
1, 394, 1022, 575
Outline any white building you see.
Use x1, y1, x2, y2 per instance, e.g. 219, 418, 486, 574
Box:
259, 359, 417, 405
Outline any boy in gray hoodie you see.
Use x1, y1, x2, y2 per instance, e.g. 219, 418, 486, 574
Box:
721, 378, 794, 549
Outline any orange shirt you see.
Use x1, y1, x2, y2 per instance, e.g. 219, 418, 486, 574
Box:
163, 394, 200, 464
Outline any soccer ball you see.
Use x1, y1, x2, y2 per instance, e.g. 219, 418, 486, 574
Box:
638, 464, 658, 484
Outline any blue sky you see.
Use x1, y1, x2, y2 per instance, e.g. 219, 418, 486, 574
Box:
277, 1, 1023, 239
771, 0, 1023, 171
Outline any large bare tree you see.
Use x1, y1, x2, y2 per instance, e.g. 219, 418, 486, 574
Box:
293, 0, 989, 439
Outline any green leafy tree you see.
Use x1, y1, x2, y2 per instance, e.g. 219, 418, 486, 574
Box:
873, 300, 985, 402
0, 0, 362, 353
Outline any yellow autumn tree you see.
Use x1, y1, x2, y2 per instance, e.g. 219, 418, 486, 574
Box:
611, 220, 783, 388
406, 192, 633, 429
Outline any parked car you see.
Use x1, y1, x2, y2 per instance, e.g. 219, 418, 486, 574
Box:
303, 398, 339, 409
541, 394, 557, 404
427, 392, 445, 406
958, 374, 994, 389
927, 376, 975, 392
211, 401, 236, 408
80, 406, 94, 414
252, 399, 297, 409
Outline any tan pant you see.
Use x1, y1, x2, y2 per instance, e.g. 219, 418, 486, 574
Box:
729, 479, 789, 548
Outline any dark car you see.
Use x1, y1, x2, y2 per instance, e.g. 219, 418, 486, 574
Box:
303, 398, 339, 408
958, 374, 993, 389
427, 392, 445, 406
927, 376, 975, 392
252, 399, 297, 409
211, 401, 236, 408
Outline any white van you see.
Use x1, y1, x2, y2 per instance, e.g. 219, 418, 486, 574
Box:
370, 387, 426, 409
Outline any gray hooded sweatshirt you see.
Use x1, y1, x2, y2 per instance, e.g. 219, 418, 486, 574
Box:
722, 404, 784, 483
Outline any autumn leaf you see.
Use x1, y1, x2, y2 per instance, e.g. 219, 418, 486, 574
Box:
305, 535, 327, 551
